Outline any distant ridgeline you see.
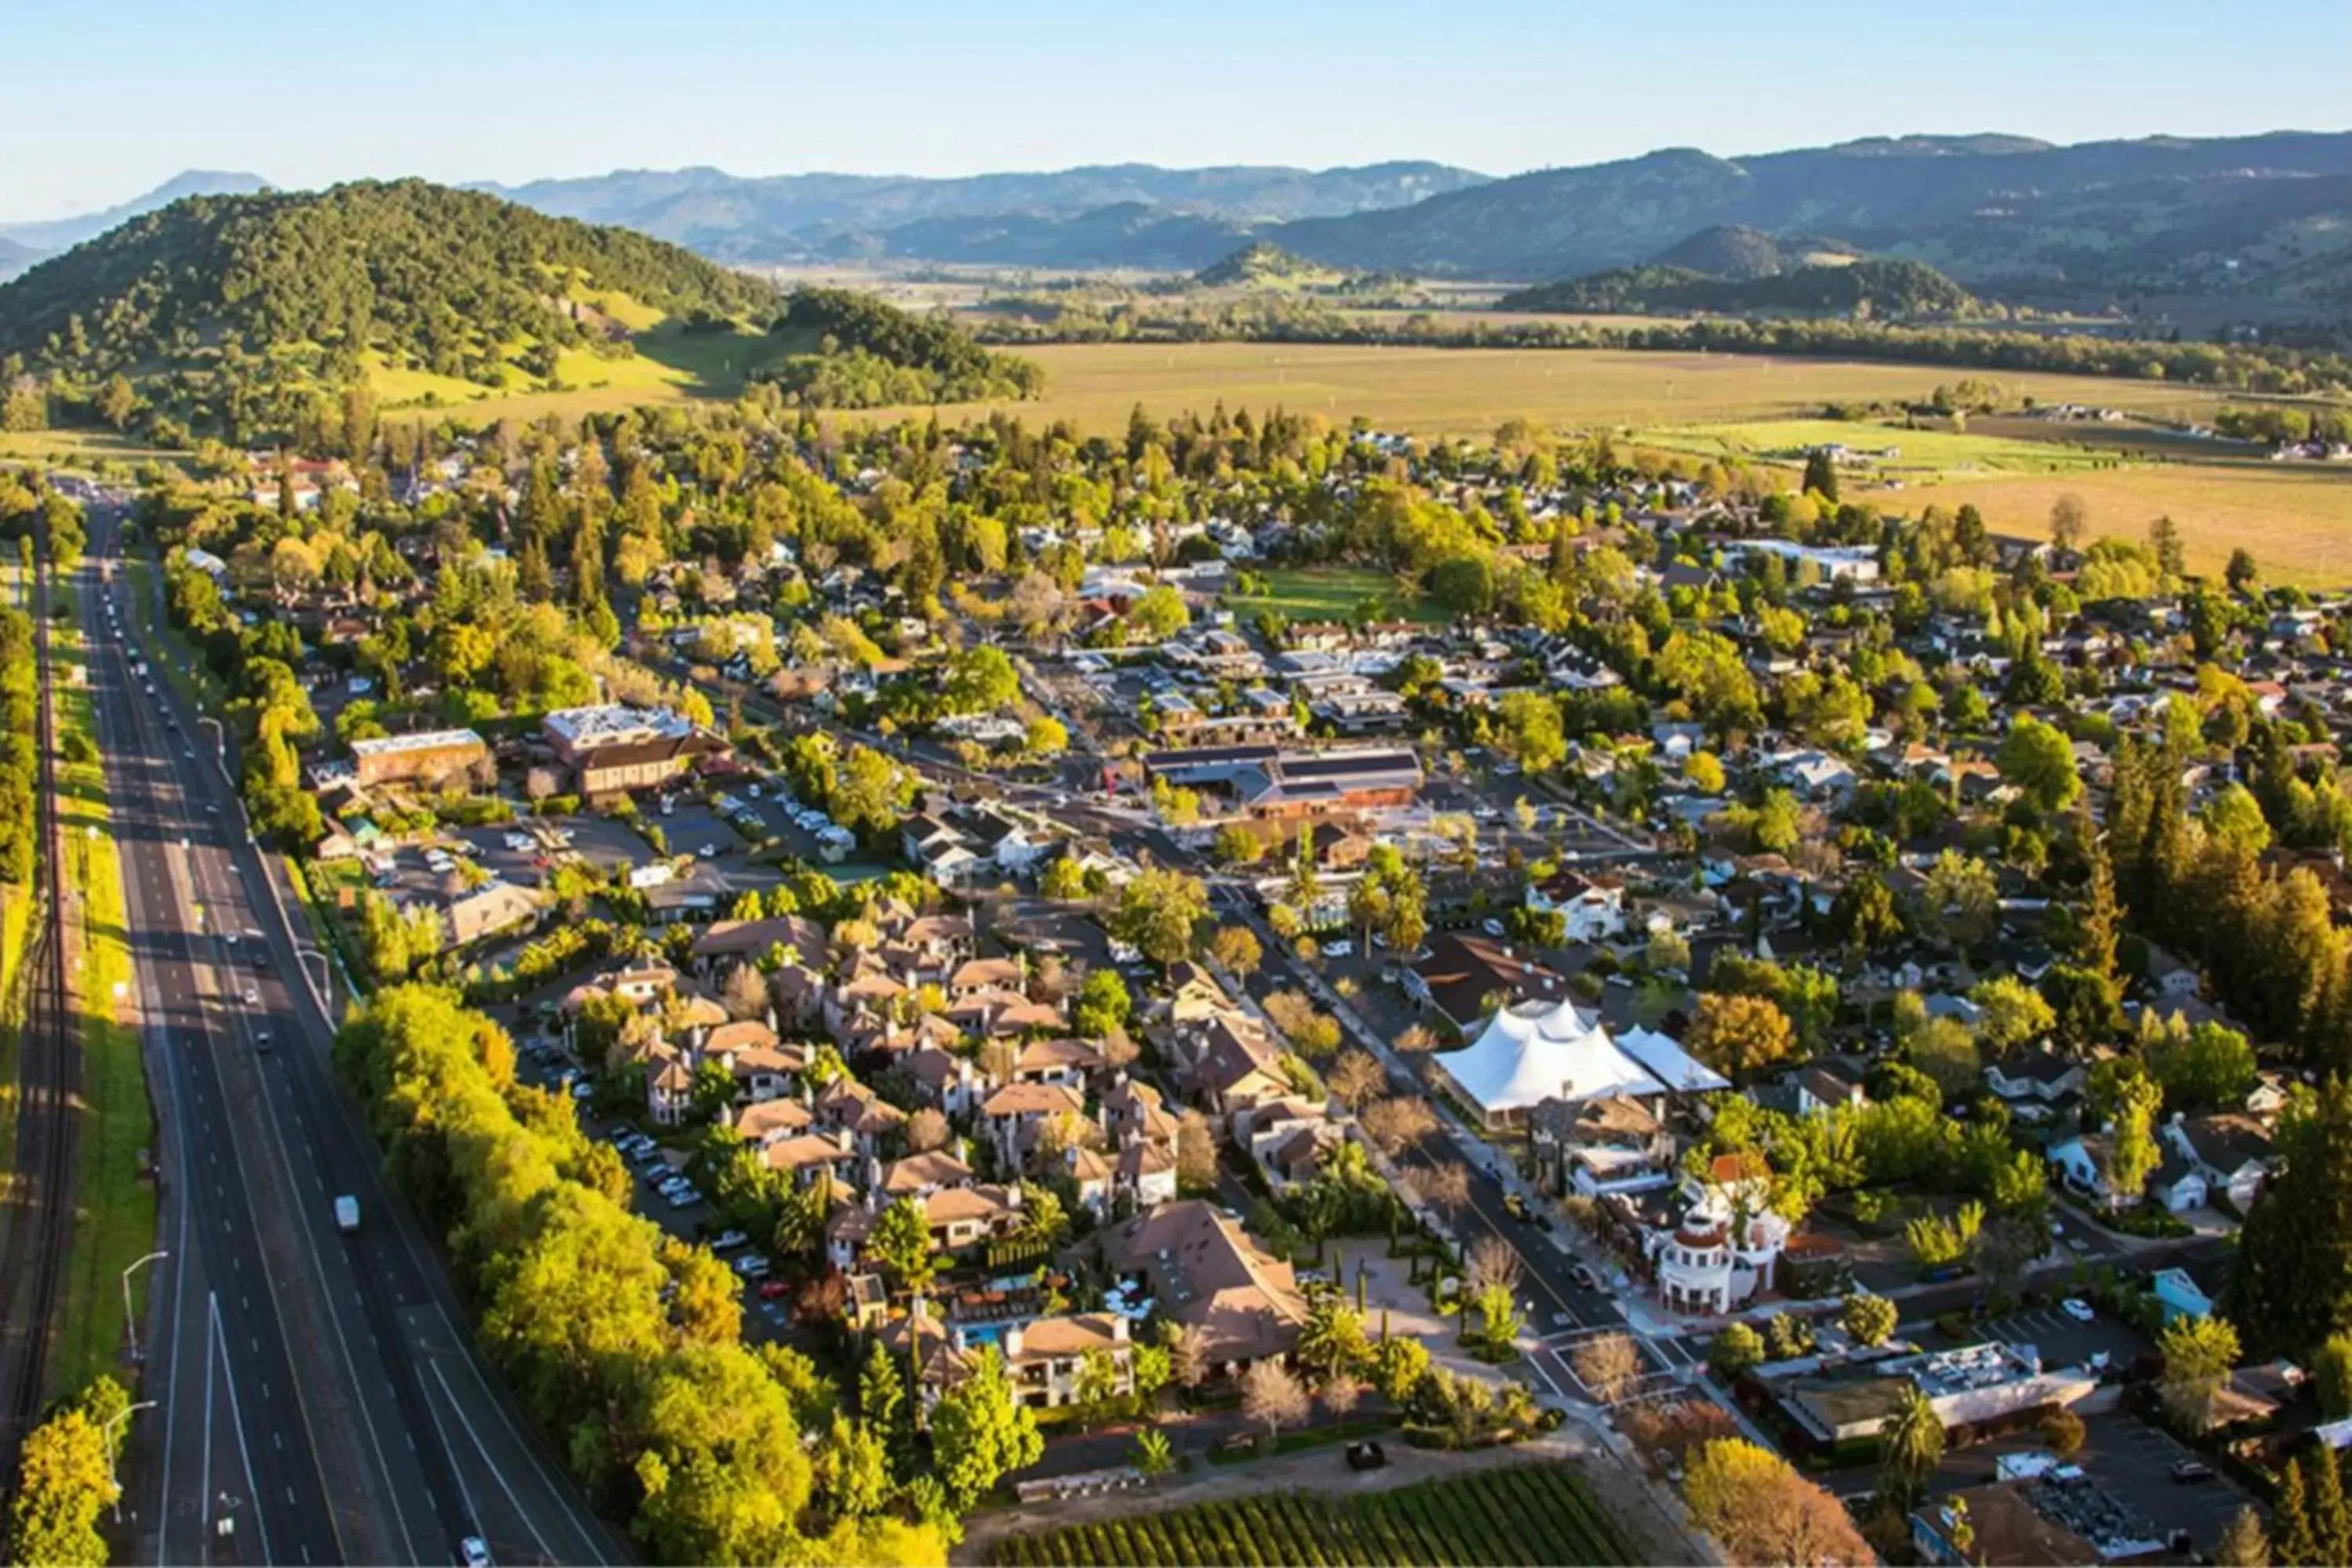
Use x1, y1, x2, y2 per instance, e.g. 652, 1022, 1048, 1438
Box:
752, 287, 1045, 408
0, 178, 779, 442
1499, 257, 1978, 318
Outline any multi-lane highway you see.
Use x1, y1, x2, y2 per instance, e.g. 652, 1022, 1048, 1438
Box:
81, 514, 612, 1566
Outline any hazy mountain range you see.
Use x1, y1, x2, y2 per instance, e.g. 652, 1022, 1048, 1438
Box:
0, 169, 271, 270
477, 132, 2352, 303
7, 131, 2348, 303
470, 162, 1488, 265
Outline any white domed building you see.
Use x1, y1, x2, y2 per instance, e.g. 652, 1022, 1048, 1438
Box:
1646, 1153, 1791, 1315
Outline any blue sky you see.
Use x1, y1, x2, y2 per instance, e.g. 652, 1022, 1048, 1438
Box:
2, 0, 2345, 219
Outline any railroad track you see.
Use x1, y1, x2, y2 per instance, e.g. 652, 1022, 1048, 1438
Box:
0, 524, 86, 1484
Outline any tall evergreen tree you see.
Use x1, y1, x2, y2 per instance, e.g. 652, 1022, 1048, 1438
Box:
2078, 827, 2122, 981
2310, 1442, 2351, 1567
2276, 1457, 2319, 1568
2235, 1080, 2352, 1355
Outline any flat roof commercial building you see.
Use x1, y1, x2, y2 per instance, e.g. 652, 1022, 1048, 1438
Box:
1141, 743, 1421, 818
348, 728, 490, 788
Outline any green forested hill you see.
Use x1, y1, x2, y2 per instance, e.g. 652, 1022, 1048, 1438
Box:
1501, 257, 1977, 318
0, 179, 781, 439
752, 287, 1044, 408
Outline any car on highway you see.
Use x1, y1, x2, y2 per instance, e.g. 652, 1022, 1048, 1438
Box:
256, 1031, 272, 1052
460, 1536, 493, 1568
2060, 1298, 2096, 1323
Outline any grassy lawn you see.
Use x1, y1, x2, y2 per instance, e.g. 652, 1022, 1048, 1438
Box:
1250, 566, 1439, 625
992, 1460, 1639, 1566
0, 428, 190, 471
1628, 417, 2127, 477
0, 885, 28, 1196
51, 631, 158, 1396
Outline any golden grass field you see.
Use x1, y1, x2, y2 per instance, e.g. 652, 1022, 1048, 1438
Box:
1902, 463, 2352, 586
839, 342, 2267, 438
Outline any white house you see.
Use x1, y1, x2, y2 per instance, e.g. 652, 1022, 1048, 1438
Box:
1523, 869, 1628, 943
2164, 1113, 2274, 1210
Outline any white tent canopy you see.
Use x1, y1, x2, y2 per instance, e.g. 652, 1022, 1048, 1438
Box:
1617, 1025, 1730, 1094
1437, 999, 1663, 1123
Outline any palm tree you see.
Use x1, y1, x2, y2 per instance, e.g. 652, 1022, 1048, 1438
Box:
1880, 1385, 1945, 1505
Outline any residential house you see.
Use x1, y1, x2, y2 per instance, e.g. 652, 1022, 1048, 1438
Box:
2164, 1113, 2274, 1210
1523, 869, 1628, 942
979, 1081, 1087, 1171
1984, 1050, 2087, 1119
1404, 932, 1572, 1034
1102, 1201, 1308, 1375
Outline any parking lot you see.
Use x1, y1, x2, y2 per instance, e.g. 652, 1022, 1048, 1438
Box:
654, 800, 742, 859
1943, 1300, 2156, 1377
578, 1114, 797, 1342
546, 813, 663, 877
455, 823, 563, 887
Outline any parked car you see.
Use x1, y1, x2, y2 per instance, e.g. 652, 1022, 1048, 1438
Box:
2170, 1460, 2215, 1483
2060, 1298, 2096, 1323
1323, 939, 1355, 959
710, 1230, 750, 1251
1344, 1441, 1388, 1472
1570, 1264, 1600, 1291
758, 1279, 792, 1300
1502, 1193, 1531, 1222
1481, 918, 1506, 938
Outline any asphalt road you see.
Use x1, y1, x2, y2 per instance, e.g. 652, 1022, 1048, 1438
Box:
93, 521, 615, 1567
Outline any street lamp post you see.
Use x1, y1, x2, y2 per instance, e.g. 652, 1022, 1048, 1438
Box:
103, 1400, 158, 1520
122, 1250, 167, 1363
